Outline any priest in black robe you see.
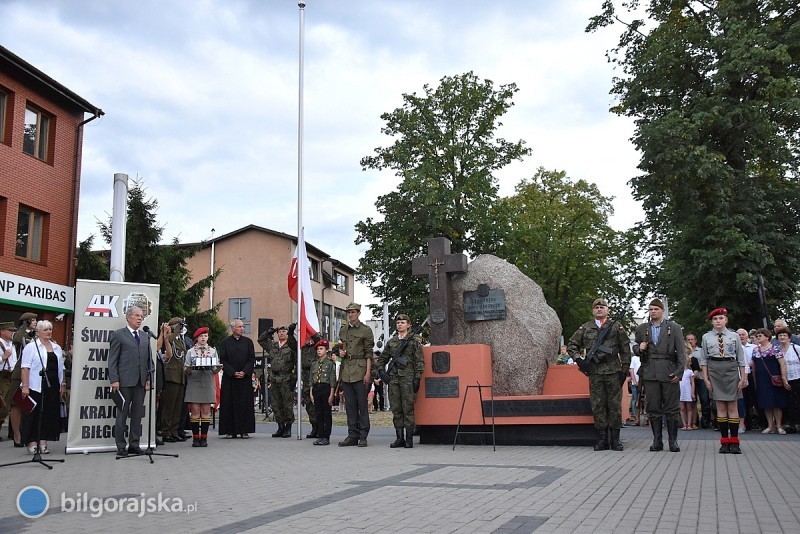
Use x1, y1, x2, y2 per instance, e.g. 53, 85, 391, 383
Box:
218, 320, 256, 438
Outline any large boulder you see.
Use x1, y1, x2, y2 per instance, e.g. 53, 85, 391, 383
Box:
451, 255, 561, 396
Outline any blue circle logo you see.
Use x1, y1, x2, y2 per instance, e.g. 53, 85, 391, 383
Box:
17, 486, 49, 519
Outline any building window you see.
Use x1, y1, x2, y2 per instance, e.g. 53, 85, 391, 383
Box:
228, 297, 252, 322
333, 307, 346, 337
0, 90, 8, 145
308, 257, 319, 282
23, 105, 51, 161
334, 271, 348, 294
16, 206, 45, 261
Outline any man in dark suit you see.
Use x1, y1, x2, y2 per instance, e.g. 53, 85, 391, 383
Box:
108, 306, 151, 456
633, 299, 685, 452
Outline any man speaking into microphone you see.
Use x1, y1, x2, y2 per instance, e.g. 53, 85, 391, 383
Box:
108, 306, 151, 457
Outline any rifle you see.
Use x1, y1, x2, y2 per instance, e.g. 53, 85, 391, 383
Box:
379, 316, 430, 384
577, 307, 628, 374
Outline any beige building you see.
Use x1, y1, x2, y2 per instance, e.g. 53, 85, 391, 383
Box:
184, 224, 356, 346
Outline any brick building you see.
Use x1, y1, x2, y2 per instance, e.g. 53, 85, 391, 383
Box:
0, 45, 103, 343
184, 225, 356, 347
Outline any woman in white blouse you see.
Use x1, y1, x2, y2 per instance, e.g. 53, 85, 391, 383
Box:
20, 320, 65, 454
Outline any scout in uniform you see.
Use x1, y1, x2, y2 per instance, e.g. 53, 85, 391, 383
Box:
377, 314, 424, 448
633, 299, 685, 452
309, 339, 337, 445
568, 299, 631, 451
337, 303, 374, 447
700, 308, 746, 454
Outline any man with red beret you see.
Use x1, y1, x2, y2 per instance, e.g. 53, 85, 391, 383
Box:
699, 308, 747, 454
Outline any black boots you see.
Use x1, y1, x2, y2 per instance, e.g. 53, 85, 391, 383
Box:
650, 419, 664, 451
404, 427, 414, 448
282, 424, 292, 438
272, 423, 285, 438
593, 428, 609, 451
306, 424, 318, 439
609, 428, 623, 451
390, 428, 405, 448
667, 419, 680, 452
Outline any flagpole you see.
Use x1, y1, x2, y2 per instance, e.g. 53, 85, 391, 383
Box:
296, 0, 306, 439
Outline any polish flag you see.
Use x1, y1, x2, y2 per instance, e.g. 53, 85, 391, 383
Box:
288, 235, 320, 344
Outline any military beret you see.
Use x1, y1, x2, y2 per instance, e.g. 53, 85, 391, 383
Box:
592, 298, 608, 308
315, 339, 330, 349
649, 298, 664, 310
193, 326, 209, 338
707, 307, 728, 320
0, 321, 16, 331
168, 317, 183, 326
346, 303, 361, 312
277, 325, 289, 331
19, 312, 37, 321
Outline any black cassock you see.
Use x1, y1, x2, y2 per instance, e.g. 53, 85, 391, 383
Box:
218, 334, 256, 436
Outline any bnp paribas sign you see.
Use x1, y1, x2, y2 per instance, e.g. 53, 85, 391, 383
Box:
0, 272, 74, 313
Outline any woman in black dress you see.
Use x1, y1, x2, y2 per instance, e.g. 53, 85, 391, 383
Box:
20, 320, 64, 454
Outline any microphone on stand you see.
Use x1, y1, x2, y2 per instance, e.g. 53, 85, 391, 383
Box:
141, 326, 158, 340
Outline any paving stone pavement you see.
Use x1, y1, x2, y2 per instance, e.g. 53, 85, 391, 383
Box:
1, 423, 799, 533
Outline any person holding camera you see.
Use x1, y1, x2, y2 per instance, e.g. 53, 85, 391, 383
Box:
261, 324, 297, 438
160, 317, 188, 442
377, 314, 424, 448
6, 312, 37, 446
567, 298, 631, 452
633, 299, 685, 453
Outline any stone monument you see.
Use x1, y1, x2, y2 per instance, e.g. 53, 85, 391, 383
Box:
451, 254, 561, 396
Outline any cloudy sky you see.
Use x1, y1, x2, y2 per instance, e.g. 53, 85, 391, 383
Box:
2, 0, 642, 316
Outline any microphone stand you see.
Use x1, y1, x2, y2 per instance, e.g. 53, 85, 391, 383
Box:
118, 329, 178, 464
0, 336, 64, 470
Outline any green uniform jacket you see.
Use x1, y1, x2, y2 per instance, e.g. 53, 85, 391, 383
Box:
309, 358, 337, 387
568, 319, 631, 375
164, 335, 187, 384
633, 320, 685, 382
267, 340, 297, 383
338, 321, 374, 383
377, 334, 424, 379
300, 343, 316, 387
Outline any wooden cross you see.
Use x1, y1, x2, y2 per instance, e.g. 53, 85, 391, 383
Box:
412, 237, 468, 345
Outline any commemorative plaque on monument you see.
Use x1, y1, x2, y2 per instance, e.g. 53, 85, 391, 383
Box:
463, 284, 506, 321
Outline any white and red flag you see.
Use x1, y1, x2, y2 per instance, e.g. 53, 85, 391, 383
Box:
288, 234, 320, 344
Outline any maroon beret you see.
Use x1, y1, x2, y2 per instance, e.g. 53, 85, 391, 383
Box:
707, 308, 728, 320
193, 326, 209, 338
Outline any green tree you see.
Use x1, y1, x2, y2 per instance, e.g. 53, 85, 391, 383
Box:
97, 181, 221, 327
497, 168, 630, 335
356, 72, 530, 320
75, 234, 109, 280
588, 0, 800, 330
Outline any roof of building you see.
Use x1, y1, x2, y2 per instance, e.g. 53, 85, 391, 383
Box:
184, 224, 357, 274
0, 44, 104, 116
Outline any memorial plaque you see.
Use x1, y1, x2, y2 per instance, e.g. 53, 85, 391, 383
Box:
464, 285, 506, 321
431, 309, 446, 324
432, 351, 450, 374
424, 376, 459, 398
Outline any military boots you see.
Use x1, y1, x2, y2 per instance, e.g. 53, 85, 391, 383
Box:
649, 419, 664, 451
593, 428, 609, 451
609, 428, 623, 451
404, 427, 414, 448
272, 423, 285, 438
306, 424, 318, 439
282, 424, 292, 438
390, 428, 405, 448
667, 419, 680, 452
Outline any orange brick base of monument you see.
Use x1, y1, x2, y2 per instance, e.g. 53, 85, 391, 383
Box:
415, 345, 605, 446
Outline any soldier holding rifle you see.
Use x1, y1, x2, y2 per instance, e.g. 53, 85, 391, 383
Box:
568, 298, 631, 451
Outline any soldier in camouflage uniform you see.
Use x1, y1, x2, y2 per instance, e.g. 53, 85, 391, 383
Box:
263, 325, 297, 438
568, 298, 631, 451
300, 333, 321, 438
377, 314, 425, 448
